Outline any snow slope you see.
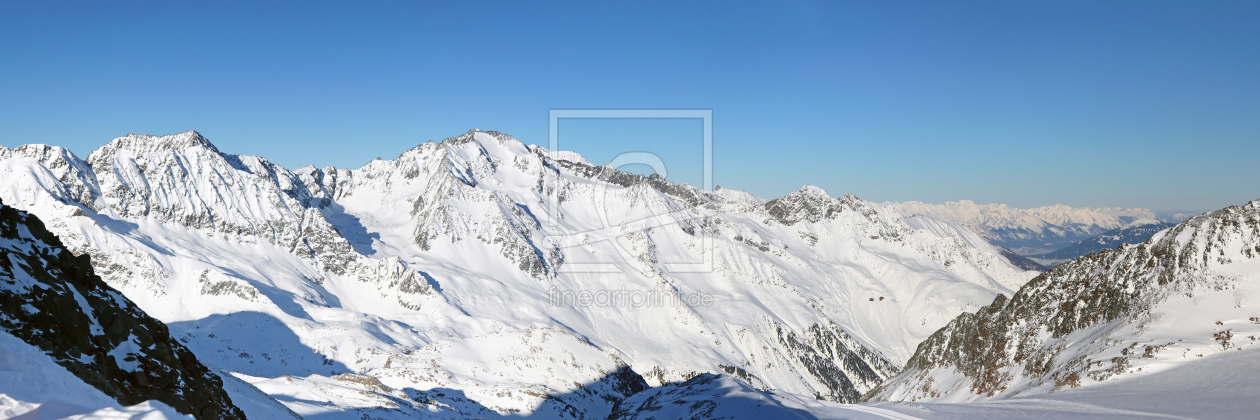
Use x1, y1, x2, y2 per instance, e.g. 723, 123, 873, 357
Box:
808, 344, 1260, 419
1, 130, 1038, 417
602, 354, 1260, 420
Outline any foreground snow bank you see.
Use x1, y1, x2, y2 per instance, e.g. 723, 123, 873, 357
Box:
823, 346, 1260, 419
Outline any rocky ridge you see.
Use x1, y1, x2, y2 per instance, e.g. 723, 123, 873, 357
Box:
0, 198, 245, 419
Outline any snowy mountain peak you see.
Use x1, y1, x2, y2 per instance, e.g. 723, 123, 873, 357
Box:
436, 127, 510, 147
0, 143, 79, 161
91, 130, 220, 158
764, 186, 870, 226
796, 184, 832, 199
1120, 217, 1162, 229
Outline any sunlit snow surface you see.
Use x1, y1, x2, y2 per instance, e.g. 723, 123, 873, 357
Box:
838, 347, 1260, 419
1, 130, 1049, 418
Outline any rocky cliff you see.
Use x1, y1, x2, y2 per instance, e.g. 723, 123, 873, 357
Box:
0, 198, 245, 419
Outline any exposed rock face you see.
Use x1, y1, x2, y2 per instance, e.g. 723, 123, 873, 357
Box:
865, 199, 1260, 402
998, 247, 1047, 271
0, 198, 245, 419
84, 131, 360, 275
772, 322, 900, 401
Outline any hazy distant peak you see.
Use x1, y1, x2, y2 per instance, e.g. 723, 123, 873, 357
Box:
1120, 218, 1162, 229
888, 200, 1157, 231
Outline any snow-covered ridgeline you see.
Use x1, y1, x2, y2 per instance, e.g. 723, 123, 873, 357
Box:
1, 129, 1038, 417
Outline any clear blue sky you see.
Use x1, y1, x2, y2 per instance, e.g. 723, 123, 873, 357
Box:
2, 1, 1257, 212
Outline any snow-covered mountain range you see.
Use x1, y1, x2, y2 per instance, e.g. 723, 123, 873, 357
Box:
0, 129, 1039, 418
887, 200, 1189, 255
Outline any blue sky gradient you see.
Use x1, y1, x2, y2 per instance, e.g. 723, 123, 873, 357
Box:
2, 1, 1257, 212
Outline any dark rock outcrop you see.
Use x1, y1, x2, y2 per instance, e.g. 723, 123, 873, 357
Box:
998, 247, 1046, 271
0, 198, 246, 419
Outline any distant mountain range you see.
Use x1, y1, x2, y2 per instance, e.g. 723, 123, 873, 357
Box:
1028, 219, 1177, 266
888, 200, 1194, 255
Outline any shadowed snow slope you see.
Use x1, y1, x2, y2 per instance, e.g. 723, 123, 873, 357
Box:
1, 130, 1037, 417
